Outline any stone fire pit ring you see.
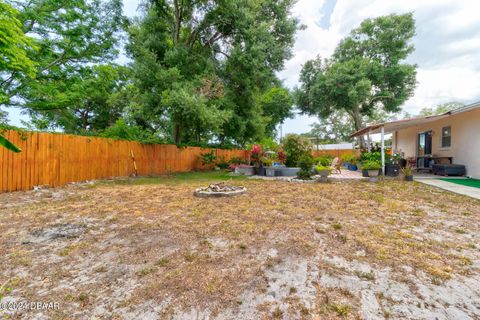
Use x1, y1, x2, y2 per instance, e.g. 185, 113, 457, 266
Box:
194, 183, 247, 198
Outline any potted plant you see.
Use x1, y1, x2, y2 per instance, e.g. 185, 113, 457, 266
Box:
362, 160, 382, 177
262, 157, 276, 177
385, 153, 401, 177
402, 165, 414, 181
250, 144, 264, 175
315, 165, 333, 182
346, 155, 358, 171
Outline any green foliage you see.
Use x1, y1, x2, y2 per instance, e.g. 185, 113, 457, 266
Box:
228, 156, 245, 165
5, 0, 124, 110
200, 151, 217, 166
100, 120, 163, 144
0, 134, 21, 152
247, 137, 280, 153
261, 156, 274, 167
0, 0, 36, 104
127, 0, 298, 145
296, 13, 417, 146
216, 157, 230, 170
342, 154, 358, 165
27, 64, 132, 133
302, 111, 353, 143
282, 134, 312, 167
362, 160, 382, 170
360, 151, 382, 163
259, 87, 293, 135
162, 82, 231, 144
296, 153, 314, 180
314, 155, 334, 166
418, 102, 463, 116
401, 165, 413, 177
314, 165, 332, 174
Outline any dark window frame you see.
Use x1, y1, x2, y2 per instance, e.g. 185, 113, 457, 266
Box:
441, 126, 451, 148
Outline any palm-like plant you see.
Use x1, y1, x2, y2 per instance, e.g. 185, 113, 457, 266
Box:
0, 134, 21, 153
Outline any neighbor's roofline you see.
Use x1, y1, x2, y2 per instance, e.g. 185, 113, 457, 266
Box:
350, 100, 480, 138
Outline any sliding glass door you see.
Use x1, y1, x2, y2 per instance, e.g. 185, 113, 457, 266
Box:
418, 131, 432, 156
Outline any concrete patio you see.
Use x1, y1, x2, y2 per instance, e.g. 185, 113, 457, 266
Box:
414, 177, 480, 200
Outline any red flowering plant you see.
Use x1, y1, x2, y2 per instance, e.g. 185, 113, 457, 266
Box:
250, 144, 263, 167
277, 150, 286, 164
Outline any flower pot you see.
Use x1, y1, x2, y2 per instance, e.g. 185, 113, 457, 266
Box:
385, 164, 400, 177
405, 175, 413, 181
343, 162, 350, 168
368, 169, 380, 177
265, 167, 276, 177
348, 164, 358, 171
318, 169, 330, 177
276, 167, 300, 177
362, 169, 369, 177
255, 166, 266, 176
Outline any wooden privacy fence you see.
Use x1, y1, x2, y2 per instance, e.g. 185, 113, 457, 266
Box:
0, 130, 247, 192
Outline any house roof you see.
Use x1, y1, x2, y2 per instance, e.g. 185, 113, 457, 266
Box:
350, 101, 480, 137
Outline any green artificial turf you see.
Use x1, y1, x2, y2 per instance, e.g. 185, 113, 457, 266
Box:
440, 178, 480, 189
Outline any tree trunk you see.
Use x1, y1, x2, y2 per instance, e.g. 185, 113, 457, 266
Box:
351, 106, 366, 149
173, 123, 181, 144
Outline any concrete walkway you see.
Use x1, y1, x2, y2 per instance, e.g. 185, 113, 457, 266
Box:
415, 178, 480, 200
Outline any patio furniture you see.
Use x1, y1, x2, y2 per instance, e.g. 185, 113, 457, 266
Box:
331, 157, 342, 174
432, 164, 466, 176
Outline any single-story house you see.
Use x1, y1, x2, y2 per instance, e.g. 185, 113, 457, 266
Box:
351, 101, 480, 178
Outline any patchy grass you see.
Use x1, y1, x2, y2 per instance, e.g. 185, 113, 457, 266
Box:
0, 173, 479, 319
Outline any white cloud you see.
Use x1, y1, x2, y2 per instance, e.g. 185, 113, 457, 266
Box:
279, 0, 480, 134
7, 0, 480, 136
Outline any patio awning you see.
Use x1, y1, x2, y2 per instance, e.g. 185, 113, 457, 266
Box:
350, 113, 449, 137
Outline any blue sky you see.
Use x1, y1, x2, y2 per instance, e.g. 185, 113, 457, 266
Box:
5, 0, 480, 135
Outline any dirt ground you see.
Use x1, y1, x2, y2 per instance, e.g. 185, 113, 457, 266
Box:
0, 174, 479, 319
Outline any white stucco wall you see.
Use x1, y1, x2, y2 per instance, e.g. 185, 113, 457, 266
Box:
392, 108, 480, 178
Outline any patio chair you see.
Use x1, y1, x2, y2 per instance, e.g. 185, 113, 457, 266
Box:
331, 157, 342, 174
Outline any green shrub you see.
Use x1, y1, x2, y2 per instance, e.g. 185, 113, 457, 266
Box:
362, 160, 381, 170
100, 119, 164, 144
200, 151, 217, 166
315, 165, 333, 174
360, 151, 392, 164
314, 155, 334, 166
296, 154, 314, 180
342, 153, 358, 164
282, 134, 312, 167
228, 156, 245, 165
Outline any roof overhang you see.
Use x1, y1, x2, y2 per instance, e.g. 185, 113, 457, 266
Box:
350, 114, 450, 137
350, 101, 480, 138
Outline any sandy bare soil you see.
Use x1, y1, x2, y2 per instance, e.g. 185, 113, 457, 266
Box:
0, 175, 479, 319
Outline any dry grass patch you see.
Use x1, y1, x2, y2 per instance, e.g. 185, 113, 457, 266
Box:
0, 174, 478, 319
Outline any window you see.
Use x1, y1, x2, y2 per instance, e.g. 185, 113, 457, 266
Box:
441, 126, 451, 148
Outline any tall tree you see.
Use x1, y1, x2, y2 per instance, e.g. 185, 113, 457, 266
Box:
0, 0, 35, 152
26, 64, 131, 133
3, 0, 124, 111
295, 13, 417, 147
127, 0, 297, 145
418, 101, 463, 116
302, 111, 353, 144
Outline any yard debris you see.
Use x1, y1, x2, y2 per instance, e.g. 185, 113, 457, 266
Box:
194, 182, 246, 197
